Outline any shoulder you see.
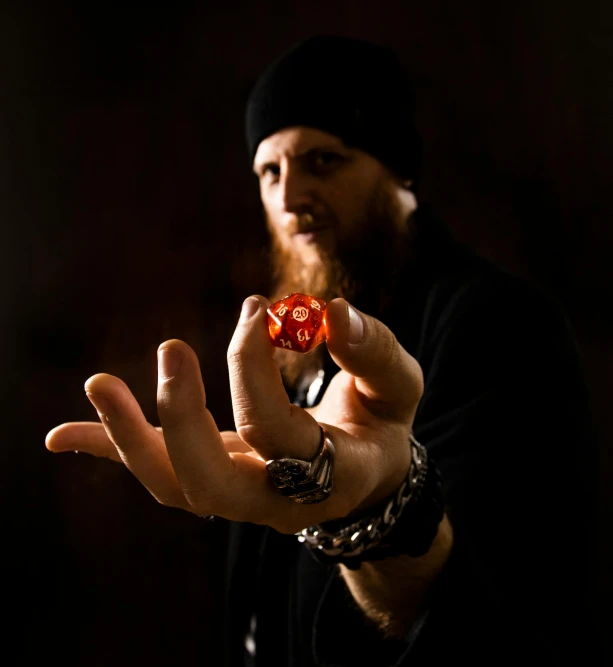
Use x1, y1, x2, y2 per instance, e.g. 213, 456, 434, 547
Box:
403, 213, 588, 409
410, 212, 575, 361
433, 266, 569, 338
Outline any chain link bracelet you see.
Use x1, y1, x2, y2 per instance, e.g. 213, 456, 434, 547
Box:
296, 434, 443, 569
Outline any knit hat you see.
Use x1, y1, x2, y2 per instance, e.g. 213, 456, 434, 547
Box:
245, 35, 422, 182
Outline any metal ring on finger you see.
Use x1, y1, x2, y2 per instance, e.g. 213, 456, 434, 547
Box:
266, 426, 335, 505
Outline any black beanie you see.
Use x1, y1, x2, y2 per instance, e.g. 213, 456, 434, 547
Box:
245, 36, 422, 182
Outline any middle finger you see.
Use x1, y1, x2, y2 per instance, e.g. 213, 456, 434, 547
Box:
156, 339, 238, 515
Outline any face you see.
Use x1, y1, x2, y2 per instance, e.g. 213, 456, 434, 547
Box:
253, 126, 418, 384
254, 126, 416, 270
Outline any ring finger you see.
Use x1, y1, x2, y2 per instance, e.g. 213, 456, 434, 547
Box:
84, 372, 190, 510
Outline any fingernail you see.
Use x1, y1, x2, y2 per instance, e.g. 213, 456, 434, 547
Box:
158, 348, 182, 379
347, 303, 364, 344
87, 392, 111, 415
239, 297, 260, 324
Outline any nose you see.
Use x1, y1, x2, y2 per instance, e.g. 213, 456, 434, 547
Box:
278, 164, 314, 215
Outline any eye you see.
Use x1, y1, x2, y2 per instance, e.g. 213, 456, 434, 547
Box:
311, 150, 344, 174
260, 163, 280, 181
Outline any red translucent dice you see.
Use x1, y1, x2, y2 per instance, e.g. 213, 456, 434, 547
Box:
267, 293, 327, 353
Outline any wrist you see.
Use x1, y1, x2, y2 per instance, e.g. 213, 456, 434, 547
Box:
297, 435, 445, 569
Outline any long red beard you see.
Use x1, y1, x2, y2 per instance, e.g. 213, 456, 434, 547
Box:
266, 178, 414, 389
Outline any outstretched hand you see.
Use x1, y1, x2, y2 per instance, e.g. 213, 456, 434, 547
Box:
46, 296, 423, 534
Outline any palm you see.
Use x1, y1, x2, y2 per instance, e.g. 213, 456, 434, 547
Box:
47, 297, 422, 533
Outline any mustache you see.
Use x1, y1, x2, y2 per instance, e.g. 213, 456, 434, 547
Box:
285, 212, 333, 235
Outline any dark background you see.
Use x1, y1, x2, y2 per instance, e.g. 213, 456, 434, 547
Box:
2, 1, 611, 664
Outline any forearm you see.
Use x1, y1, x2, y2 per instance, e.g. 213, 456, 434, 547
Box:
339, 514, 453, 638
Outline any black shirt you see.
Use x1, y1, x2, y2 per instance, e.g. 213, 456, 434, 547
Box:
226, 209, 597, 666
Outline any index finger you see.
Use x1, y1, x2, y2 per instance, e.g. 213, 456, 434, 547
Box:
227, 296, 322, 461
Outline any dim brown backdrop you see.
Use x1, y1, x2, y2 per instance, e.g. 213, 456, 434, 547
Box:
1, 1, 611, 665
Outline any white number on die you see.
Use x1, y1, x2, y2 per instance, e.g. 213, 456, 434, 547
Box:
292, 307, 309, 322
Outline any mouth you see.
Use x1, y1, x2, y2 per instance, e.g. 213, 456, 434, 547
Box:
292, 214, 331, 238
294, 222, 329, 235
293, 226, 331, 243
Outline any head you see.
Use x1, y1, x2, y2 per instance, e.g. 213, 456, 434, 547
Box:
254, 125, 417, 306
246, 36, 422, 383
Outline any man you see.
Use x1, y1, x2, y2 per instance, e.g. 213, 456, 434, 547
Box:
47, 37, 597, 665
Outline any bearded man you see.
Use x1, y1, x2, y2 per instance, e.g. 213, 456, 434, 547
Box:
47, 37, 597, 666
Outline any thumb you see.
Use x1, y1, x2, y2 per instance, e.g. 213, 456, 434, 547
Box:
324, 298, 423, 420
